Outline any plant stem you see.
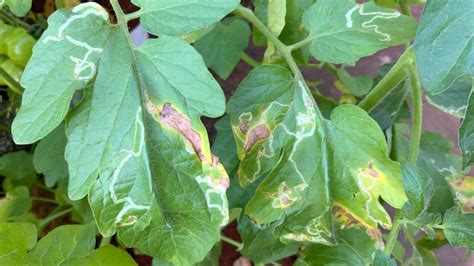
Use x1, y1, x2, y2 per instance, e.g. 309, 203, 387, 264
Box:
384, 211, 403, 256
241, 52, 260, 68
0, 68, 22, 95
358, 47, 414, 111
31, 197, 58, 204
38, 207, 73, 231
110, 0, 126, 24
221, 235, 243, 250
407, 63, 423, 164
0, 9, 31, 29
124, 9, 143, 22
100, 236, 112, 247
233, 5, 302, 80
399, 0, 412, 17
287, 36, 313, 51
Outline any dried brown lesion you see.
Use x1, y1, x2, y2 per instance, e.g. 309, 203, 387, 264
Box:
332, 204, 373, 230
159, 103, 206, 162
244, 124, 270, 152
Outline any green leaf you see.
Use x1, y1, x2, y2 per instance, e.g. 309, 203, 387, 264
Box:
374, 0, 425, 8
131, 0, 239, 36
194, 17, 251, 79
62, 245, 138, 266
0, 151, 37, 190
413, 0, 474, 95
295, 228, 377, 266
401, 164, 440, 228
212, 115, 239, 173
30, 224, 96, 264
426, 78, 472, 118
66, 27, 228, 264
303, 0, 417, 64
441, 207, 474, 250
238, 215, 299, 264
0, 223, 37, 263
0, 187, 32, 222
12, 3, 112, 144
227, 65, 406, 244
0, 223, 136, 265
0, 0, 32, 16
195, 242, 221, 266
393, 125, 460, 214
33, 123, 69, 187
337, 68, 373, 97
373, 250, 396, 266
460, 90, 474, 169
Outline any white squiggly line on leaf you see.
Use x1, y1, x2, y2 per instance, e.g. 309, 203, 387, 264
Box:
109, 107, 150, 227
345, 4, 400, 41
43, 3, 108, 81
195, 175, 229, 226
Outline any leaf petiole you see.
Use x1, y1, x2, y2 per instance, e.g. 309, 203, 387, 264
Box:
38, 207, 73, 231
221, 235, 243, 250
241, 52, 261, 68
287, 36, 314, 51
0, 68, 22, 95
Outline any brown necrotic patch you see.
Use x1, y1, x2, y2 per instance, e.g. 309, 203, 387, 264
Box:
244, 124, 270, 152
332, 205, 374, 230
159, 103, 206, 162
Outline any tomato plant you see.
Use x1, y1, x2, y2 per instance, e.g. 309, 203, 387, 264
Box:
0, 0, 473, 265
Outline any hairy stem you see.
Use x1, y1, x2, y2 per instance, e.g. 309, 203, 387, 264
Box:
242, 52, 261, 68
384, 211, 403, 256
221, 235, 243, 250
0, 68, 22, 95
407, 63, 423, 164
358, 48, 415, 111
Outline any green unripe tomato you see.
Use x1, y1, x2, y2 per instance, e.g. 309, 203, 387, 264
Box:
0, 24, 14, 55
7, 34, 35, 67
1, 59, 24, 84
0, 55, 7, 85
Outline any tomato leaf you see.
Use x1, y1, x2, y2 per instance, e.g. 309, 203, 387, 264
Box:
0, 151, 37, 190
12, 3, 112, 144
441, 207, 474, 250
0, 187, 32, 222
227, 65, 406, 244
303, 0, 417, 64
0, 223, 136, 265
33, 123, 69, 187
460, 90, 474, 169
130, 0, 239, 36
194, 17, 251, 79
0, 0, 32, 16
401, 164, 440, 228
295, 228, 377, 266
414, 0, 474, 95
238, 215, 299, 264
